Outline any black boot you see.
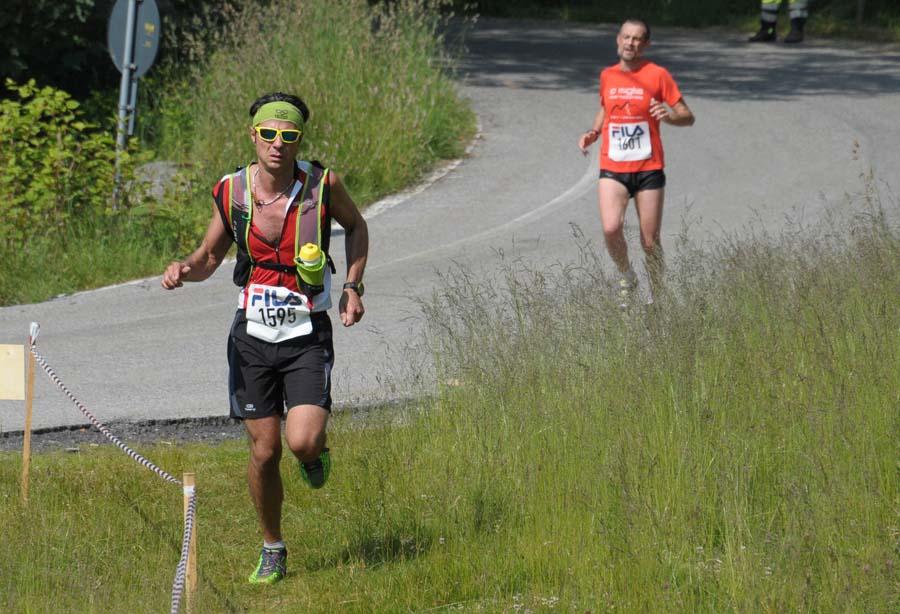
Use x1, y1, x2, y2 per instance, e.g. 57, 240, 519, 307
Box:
784, 17, 806, 43
748, 20, 777, 42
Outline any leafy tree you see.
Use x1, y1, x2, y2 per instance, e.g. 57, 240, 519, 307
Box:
0, 1, 116, 99
0, 1, 243, 102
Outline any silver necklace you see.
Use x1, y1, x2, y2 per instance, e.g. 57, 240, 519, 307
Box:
252, 167, 293, 209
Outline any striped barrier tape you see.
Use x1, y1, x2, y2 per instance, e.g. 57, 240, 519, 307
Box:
170, 486, 197, 614
27, 322, 197, 612
27, 322, 181, 485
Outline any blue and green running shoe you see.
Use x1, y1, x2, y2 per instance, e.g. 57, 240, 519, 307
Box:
300, 447, 331, 489
248, 547, 287, 584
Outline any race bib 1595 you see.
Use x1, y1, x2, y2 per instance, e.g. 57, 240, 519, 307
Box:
244, 284, 312, 343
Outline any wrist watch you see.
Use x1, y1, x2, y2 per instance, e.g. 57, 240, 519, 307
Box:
342, 281, 365, 297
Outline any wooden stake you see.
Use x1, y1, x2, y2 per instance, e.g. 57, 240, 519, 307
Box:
21, 348, 35, 504
183, 472, 198, 613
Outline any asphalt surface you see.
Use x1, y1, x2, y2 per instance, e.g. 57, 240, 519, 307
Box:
2, 20, 899, 436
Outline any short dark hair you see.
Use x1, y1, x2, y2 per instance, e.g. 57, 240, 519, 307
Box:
248, 92, 310, 123
621, 18, 651, 41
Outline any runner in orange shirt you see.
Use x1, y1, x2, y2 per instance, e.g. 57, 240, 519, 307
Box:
578, 18, 694, 305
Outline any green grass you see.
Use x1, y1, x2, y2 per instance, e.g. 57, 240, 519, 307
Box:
0, 210, 200, 306
2, 189, 896, 611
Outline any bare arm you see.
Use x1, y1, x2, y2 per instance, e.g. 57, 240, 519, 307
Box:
328, 172, 369, 327
161, 208, 233, 289
578, 106, 605, 153
650, 98, 695, 127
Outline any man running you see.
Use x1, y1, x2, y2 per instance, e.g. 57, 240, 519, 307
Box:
578, 18, 694, 305
161, 92, 368, 584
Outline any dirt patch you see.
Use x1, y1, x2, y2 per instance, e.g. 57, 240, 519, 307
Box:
0, 416, 245, 454
0, 398, 421, 454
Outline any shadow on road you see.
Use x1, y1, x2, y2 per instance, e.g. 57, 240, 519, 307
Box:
454, 19, 900, 100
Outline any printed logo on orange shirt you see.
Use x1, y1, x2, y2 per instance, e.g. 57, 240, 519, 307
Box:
608, 86, 644, 100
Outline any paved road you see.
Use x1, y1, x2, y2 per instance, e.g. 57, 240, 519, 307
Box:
2, 20, 899, 432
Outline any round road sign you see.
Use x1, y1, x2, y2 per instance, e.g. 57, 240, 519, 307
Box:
108, 0, 161, 78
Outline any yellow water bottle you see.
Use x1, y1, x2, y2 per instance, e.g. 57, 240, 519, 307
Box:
295, 243, 326, 294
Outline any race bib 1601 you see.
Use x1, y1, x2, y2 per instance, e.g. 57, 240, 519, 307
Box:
608, 121, 652, 162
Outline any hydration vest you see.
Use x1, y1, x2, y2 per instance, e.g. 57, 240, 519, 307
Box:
215, 160, 334, 294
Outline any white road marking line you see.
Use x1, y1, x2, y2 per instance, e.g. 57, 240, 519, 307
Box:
370, 156, 597, 272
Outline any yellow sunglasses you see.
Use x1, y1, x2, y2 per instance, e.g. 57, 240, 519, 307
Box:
254, 126, 303, 143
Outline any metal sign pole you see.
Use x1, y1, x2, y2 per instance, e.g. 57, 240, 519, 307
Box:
113, 0, 139, 204
108, 0, 160, 204
128, 76, 139, 136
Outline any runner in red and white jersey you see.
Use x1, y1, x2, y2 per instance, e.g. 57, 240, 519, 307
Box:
578, 19, 694, 305
161, 91, 368, 585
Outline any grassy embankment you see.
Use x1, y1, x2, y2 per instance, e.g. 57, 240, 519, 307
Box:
0, 0, 474, 306
2, 186, 896, 611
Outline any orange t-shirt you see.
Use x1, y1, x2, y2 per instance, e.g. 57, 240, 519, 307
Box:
599, 61, 683, 173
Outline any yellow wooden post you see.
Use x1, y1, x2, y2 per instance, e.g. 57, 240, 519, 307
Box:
0, 344, 28, 502
183, 472, 198, 613
21, 348, 35, 503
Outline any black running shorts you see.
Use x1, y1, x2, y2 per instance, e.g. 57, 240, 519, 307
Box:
227, 310, 334, 419
599, 169, 666, 197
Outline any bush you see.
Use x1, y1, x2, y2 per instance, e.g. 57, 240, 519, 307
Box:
0, 79, 125, 250
0, 79, 206, 305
